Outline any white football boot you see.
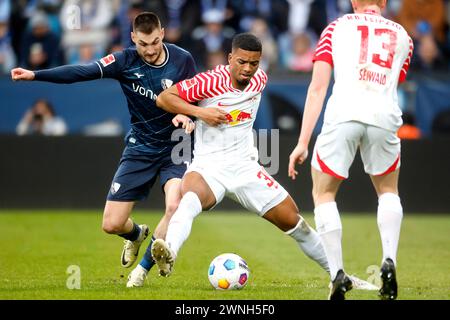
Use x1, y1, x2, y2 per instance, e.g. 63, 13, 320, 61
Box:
151, 239, 175, 277
121, 224, 149, 268
332, 274, 380, 291
126, 264, 148, 287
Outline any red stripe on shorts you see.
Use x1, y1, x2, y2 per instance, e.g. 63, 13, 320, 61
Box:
375, 155, 400, 176
316, 152, 346, 180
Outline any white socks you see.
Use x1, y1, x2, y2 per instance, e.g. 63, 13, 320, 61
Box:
377, 193, 403, 266
314, 202, 343, 281
286, 216, 330, 273
312, 194, 403, 281
166, 191, 203, 256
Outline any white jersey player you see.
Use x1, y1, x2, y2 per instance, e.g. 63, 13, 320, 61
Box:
139, 33, 377, 293
289, 0, 413, 300
150, 32, 331, 281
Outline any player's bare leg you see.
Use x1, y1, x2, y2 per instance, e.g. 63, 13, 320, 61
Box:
262, 194, 329, 271
310, 167, 353, 299
370, 169, 402, 300
102, 201, 149, 268
152, 172, 216, 276
127, 178, 183, 287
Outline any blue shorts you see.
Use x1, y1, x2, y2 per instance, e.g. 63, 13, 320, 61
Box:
107, 150, 188, 202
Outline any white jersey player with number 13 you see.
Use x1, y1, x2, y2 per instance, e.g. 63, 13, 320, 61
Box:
289, 0, 413, 300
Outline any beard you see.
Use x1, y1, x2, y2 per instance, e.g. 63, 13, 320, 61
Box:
236, 78, 250, 87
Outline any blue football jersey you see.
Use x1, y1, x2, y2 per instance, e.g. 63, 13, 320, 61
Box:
34, 43, 197, 155
97, 44, 197, 154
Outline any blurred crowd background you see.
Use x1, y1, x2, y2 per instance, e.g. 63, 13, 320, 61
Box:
1, 0, 450, 138
1, 0, 450, 74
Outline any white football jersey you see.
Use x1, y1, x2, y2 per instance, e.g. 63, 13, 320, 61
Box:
314, 10, 413, 132
176, 65, 267, 161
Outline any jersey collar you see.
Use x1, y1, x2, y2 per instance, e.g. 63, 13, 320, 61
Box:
363, 9, 380, 15
141, 43, 169, 68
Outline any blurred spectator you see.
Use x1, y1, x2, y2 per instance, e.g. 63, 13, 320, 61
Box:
160, 0, 202, 45
325, 0, 352, 23
0, 0, 10, 22
287, 0, 314, 34
16, 99, 67, 136
287, 32, 315, 72
396, 0, 446, 43
190, 8, 234, 71
411, 21, 447, 70
249, 17, 278, 72
286, 0, 326, 41
60, 0, 114, 64
110, 0, 142, 51
396, 0, 447, 71
229, 0, 289, 35
9, 0, 29, 61
20, 11, 60, 69
205, 50, 227, 70
384, 0, 403, 20
0, 0, 15, 74
278, 30, 316, 72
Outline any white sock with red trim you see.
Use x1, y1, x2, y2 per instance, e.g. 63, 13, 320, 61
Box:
314, 202, 343, 281
377, 193, 403, 266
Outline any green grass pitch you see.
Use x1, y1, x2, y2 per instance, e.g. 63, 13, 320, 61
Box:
0, 210, 449, 300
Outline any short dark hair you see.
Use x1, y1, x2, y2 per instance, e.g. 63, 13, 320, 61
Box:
232, 33, 262, 52
133, 12, 161, 34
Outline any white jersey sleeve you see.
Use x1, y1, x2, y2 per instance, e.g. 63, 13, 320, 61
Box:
315, 12, 414, 132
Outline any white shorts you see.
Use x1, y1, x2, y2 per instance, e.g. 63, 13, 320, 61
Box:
311, 121, 401, 179
186, 158, 289, 216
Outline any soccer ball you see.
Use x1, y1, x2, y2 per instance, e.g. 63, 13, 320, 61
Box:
208, 253, 250, 290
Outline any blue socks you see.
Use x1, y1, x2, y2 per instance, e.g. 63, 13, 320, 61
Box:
139, 236, 156, 271
118, 222, 141, 241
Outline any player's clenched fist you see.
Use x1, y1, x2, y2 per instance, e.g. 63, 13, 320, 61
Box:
11, 68, 35, 81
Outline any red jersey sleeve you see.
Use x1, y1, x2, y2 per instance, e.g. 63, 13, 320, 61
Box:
313, 20, 338, 67
399, 37, 414, 83
176, 70, 220, 103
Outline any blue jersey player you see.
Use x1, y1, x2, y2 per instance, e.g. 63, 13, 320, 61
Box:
11, 12, 228, 287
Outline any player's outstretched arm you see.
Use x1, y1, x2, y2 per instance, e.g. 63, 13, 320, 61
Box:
12, 62, 103, 84
157, 86, 228, 127
288, 61, 332, 180
11, 68, 35, 81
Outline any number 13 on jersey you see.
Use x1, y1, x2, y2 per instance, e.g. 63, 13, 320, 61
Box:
357, 26, 397, 69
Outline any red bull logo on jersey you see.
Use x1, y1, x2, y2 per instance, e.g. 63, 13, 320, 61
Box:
225, 109, 253, 126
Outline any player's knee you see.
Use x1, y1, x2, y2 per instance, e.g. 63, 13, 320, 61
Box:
102, 218, 125, 234
281, 213, 301, 231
